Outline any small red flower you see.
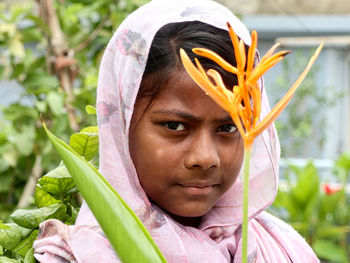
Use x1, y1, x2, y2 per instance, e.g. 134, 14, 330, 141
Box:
322, 183, 342, 195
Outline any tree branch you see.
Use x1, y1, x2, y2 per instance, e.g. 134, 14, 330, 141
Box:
74, 16, 108, 54
39, 0, 79, 131
17, 155, 43, 208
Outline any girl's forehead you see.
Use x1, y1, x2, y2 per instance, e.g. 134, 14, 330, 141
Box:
149, 71, 229, 118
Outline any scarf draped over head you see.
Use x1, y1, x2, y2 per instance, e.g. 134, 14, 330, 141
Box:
33, 0, 319, 262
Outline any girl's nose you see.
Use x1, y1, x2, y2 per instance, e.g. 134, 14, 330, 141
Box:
184, 131, 220, 170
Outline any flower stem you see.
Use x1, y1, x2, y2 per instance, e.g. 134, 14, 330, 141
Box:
242, 143, 252, 263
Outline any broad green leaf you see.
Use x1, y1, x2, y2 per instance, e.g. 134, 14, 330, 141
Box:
85, 105, 97, 115
22, 72, 59, 91
69, 126, 98, 161
10, 204, 66, 229
34, 185, 60, 208
312, 239, 347, 262
0, 245, 3, 255
0, 256, 21, 263
319, 190, 344, 220
13, 230, 38, 257
47, 92, 64, 116
0, 224, 10, 230
273, 190, 298, 219
38, 165, 75, 197
23, 247, 35, 263
292, 162, 319, 204
0, 223, 21, 250
43, 123, 166, 263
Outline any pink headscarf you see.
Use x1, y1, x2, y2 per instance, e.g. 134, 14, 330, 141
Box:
34, 0, 318, 262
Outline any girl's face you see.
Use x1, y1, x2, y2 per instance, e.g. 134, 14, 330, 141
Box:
129, 71, 244, 226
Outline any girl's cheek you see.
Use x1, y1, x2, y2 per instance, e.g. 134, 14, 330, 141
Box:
155, 148, 165, 159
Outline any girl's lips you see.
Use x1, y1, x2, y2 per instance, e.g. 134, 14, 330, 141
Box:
178, 184, 217, 196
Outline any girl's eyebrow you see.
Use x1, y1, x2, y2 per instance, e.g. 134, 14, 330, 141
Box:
152, 109, 233, 123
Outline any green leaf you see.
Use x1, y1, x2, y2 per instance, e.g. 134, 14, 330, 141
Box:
319, 190, 344, 219
0, 223, 22, 250
316, 225, 349, 240
2, 144, 19, 167
69, 126, 98, 161
13, 126, 35, 156
13, 230, 38, 257
47, 91, 64, 116
0, 224, 10, 230
65, 205, 79, 225
0, 174, 11, 193
23, 247, 35, 263
9, 35, 25, 58
0, 256, 22, 263
85, 105, 97, 115
312, 239, 347, 262
22, 72, 59, 91
34, 185, 60, 208
3, 104, 38, 125
26, 15, 50, 36
130, 0, 150, 6
10, 204, 67, 229
34, 100, 47, 113
38, 165, 75, 197
292, 162, 319, 204
43, 123, 166, 263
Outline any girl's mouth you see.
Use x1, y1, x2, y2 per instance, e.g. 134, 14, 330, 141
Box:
178, 183, 217, 196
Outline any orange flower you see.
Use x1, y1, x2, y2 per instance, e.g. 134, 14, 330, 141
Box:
180, 22, 323, 149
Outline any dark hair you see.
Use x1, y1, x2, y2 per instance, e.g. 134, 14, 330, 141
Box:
139, 21, 247, 98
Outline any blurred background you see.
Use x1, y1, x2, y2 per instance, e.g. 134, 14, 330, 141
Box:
0, 0, 349, 262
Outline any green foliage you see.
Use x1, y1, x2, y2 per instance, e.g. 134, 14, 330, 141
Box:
69, 126, 99, 161
0, 224, 21, 251
44, 123, 167, 262
270, 154, 350, 262
0, 120, 99, 262
11, 204, 67, 229
37, 166, 75, 197
0, 0, 147, 222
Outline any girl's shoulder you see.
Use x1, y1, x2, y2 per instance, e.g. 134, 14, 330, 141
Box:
253, 211, 319, 262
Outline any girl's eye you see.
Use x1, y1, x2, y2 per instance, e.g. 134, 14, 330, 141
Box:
218, 124, 237, 133
163, 122, 185, 131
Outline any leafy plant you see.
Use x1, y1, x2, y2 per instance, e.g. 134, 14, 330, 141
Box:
0, 110, 99, 262
0, 0, 148, 221
269, 154, 350, 262
43, 122, 166, 262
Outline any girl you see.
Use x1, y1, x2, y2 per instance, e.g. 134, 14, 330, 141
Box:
34, 0, 319, 262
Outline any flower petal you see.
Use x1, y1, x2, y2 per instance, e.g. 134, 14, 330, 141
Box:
180, 48, 231, 112
250, 42, 324, 138
193, 48, 238, 74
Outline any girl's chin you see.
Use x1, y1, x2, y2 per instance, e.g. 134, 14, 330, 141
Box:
165, 206, 214, 227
